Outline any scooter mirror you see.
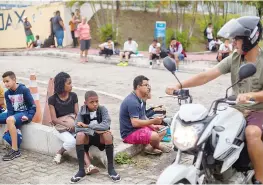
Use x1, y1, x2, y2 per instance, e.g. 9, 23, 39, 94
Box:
163, 56, 176, 73
239, 63, 256, 80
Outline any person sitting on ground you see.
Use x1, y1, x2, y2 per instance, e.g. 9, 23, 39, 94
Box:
209, 37, 222, 52
117, 37, 138, 67
71, 90, 121, 183
48, 72, 93, 168
149, 39, 161, 69
0, 71, 36, 161
119, 75, 171, 155
99, 38, 115, 58
217, 39, 233, 62
168, 38, 186, 71
33, 35, 42, 48
0, 85, 5, 113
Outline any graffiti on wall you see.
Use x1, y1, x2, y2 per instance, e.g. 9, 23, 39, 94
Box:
0, 10, 25, 31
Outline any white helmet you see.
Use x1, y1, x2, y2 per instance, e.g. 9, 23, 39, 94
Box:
217, 16, 262, 53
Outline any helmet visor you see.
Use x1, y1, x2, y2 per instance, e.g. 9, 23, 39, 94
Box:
217, 19, 251, 39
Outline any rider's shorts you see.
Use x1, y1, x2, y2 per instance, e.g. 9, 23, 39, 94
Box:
246, 111, 263, 131
123, 126, 154, 144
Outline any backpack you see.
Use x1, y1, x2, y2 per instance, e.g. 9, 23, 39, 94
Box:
203, 27, 207, 37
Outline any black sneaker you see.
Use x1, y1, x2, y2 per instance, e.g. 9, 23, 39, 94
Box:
2, 149, 21, 161
108, 169, 121, 182
70, 170, 86, 184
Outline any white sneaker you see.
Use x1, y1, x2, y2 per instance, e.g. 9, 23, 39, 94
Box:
157, 60, 160, 65
149, 65, 153, 69
53, 153, 62, 164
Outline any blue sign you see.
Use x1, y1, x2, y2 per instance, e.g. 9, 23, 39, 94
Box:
154, 21, 166, 46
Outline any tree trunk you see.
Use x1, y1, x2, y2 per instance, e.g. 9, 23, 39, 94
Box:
111, 0, 115, 33
175, 1, 179, 29
224, 1, 228, 23
201, 1, 207, 26
106, 1, 109, 24
188, 1, 198, 38
90, 2, 101, 30
144, 1, 147, 12
99, 1, 106, 25
157, 4, 161, 18
116, 0, 121, 38
258, 8, 262, 18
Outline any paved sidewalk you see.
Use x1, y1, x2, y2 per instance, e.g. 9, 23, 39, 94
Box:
0, 48, 218, 74
0, 144, 187, 184
0, 47, 218, 62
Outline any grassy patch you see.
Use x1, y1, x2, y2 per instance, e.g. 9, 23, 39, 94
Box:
114, 152, 134, 165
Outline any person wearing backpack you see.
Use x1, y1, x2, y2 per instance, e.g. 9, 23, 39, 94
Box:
205, 23, 213, 50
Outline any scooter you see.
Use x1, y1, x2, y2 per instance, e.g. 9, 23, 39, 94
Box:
157, 57, 257, 184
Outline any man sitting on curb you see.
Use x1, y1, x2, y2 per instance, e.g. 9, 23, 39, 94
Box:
119, 75, 171, 155
0, 71, 36, 161
117, 37, 138, 67
149, 39, 161, 69
217, 39, 233, 62
99, 37, 115, 58
168, 38, 187, 71
71, 91, 121, 183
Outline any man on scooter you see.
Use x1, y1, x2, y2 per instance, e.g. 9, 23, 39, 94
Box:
166, 16, 263, 184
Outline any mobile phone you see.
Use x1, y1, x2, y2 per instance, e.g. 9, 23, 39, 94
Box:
157, 126, 169, 133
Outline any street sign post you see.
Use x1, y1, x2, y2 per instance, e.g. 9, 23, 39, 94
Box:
154, 21, 166, 47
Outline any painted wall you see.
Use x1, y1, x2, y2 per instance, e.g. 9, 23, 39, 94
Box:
0, 3, 72, 48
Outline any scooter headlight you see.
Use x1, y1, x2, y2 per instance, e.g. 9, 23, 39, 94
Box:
173, 120, 205, 151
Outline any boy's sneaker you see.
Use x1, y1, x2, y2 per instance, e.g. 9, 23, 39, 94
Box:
122, 62, 128, 66
117, 62, 124, 66
2, 149, 21, 161
109, 169, 121, 182
70, 170, 86, 184
149, 65, 153, 69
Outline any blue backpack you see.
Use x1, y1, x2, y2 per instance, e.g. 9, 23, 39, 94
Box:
3, 129, 22, 148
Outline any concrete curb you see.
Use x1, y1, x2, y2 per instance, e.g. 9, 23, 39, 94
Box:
0, 123, 143, 166
0, 50, 218, 73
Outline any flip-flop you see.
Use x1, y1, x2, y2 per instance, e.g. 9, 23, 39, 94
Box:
161, 135, 171, 142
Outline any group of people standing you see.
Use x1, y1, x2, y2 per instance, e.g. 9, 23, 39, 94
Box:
69, 9, 91, 63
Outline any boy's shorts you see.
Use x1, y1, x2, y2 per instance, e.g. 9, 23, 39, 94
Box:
0, 111, 30, 127
84, 133, 106, 152
26, 35, 35, 43
123, 126, 154, 145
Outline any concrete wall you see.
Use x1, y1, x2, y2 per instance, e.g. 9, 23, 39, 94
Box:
0, 3, 80, 48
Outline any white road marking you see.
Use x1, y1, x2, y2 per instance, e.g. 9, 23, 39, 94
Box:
17, 77, 124, 101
